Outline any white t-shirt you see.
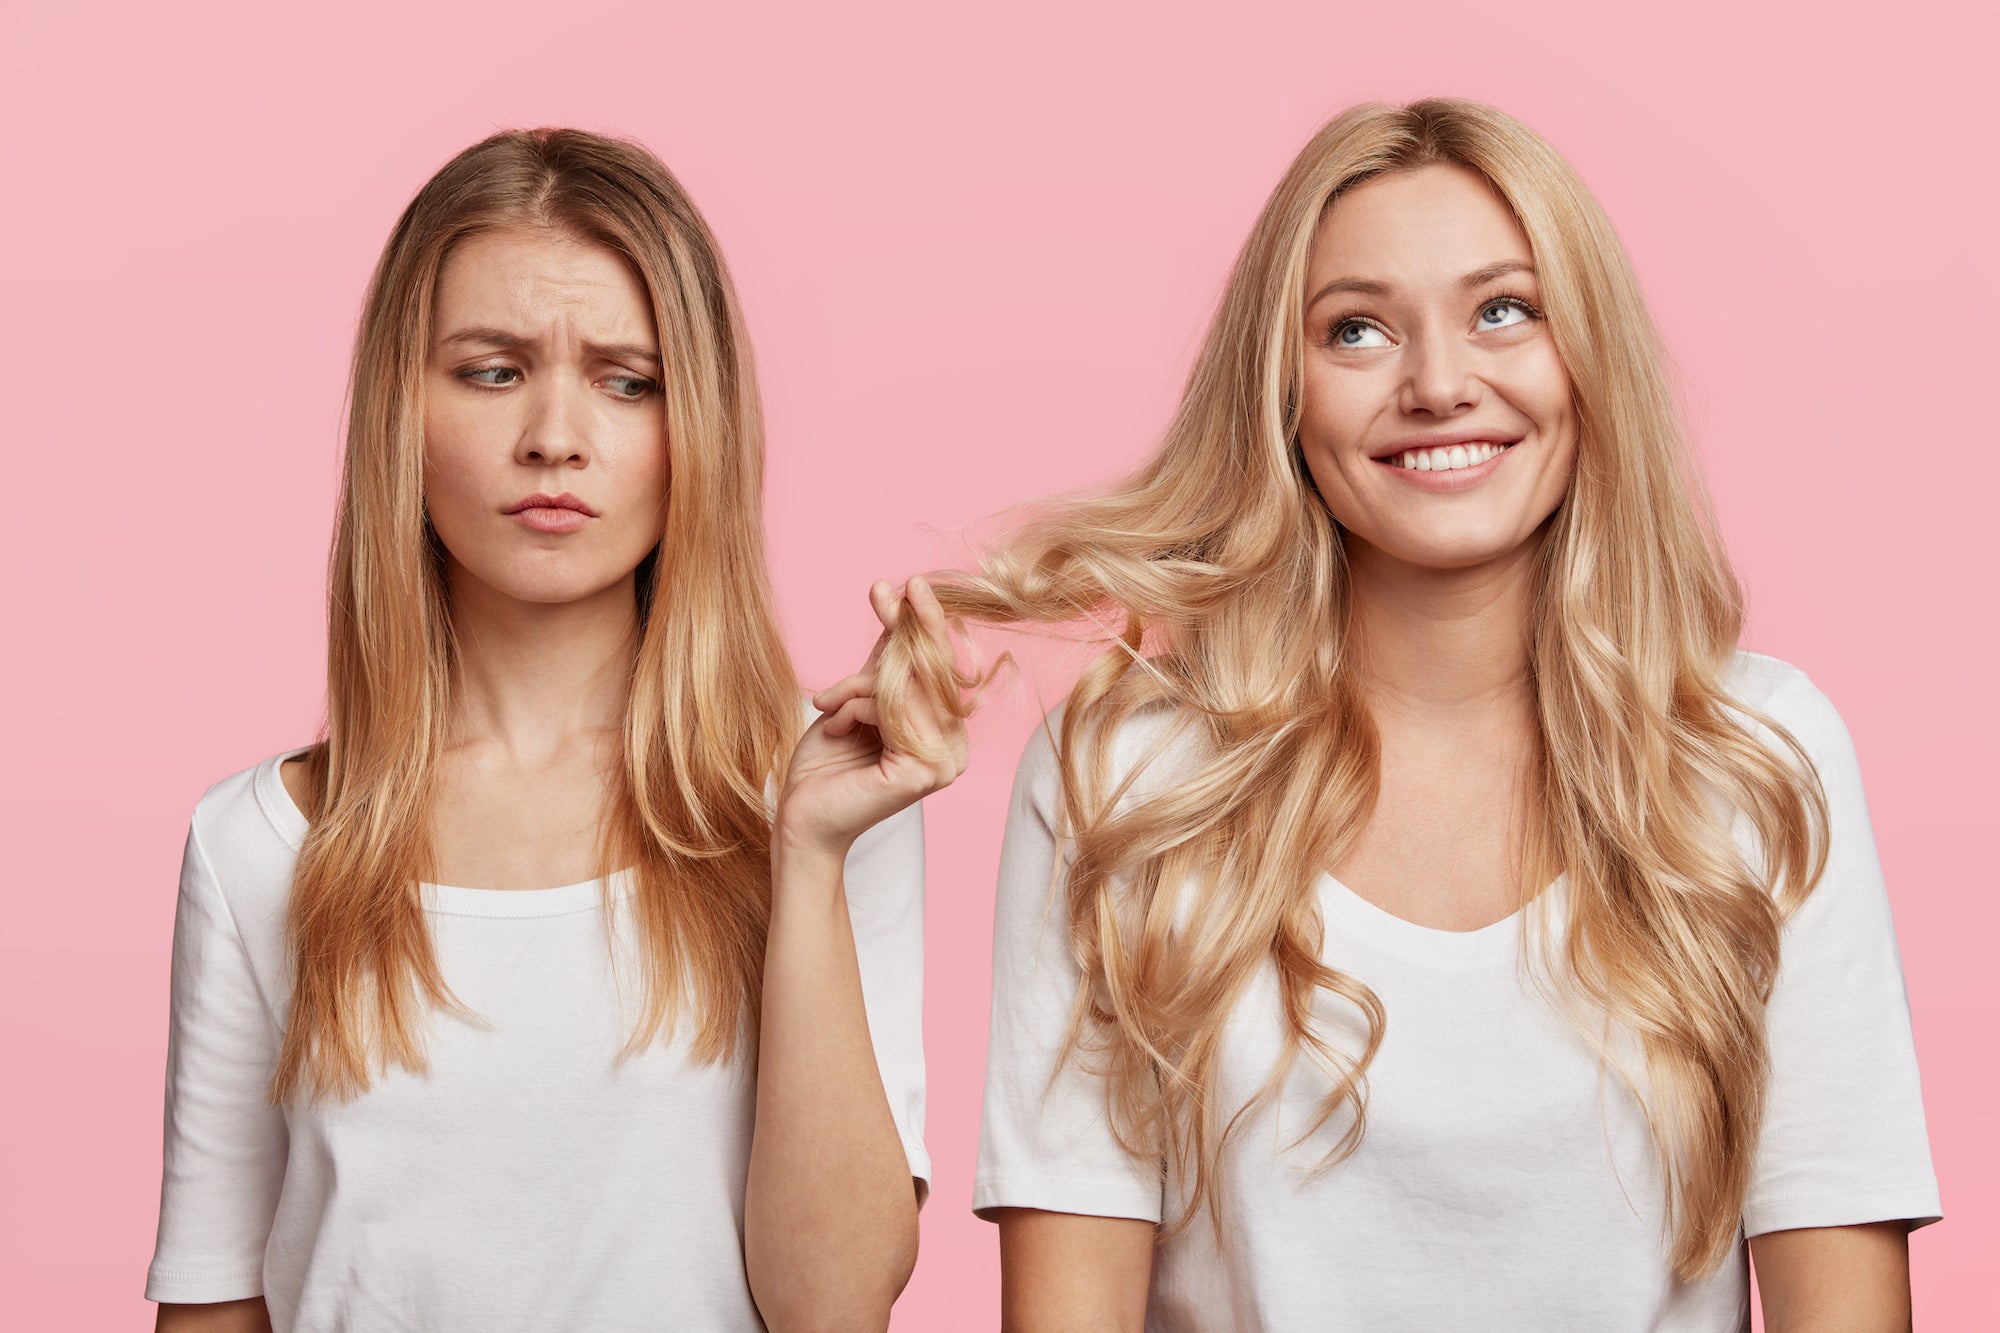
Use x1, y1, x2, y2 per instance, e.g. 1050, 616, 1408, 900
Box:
147, 745, 929, 1331
974, 651, 1938, 1330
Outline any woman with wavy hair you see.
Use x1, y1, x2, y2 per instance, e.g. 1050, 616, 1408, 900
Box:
886, 99, 1938, 1327
146, 129, 961, 1332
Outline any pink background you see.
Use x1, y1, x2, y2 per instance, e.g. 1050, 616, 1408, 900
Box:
2, 1, 1992, 1326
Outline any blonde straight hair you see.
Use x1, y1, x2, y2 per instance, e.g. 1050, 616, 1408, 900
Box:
272, 129, 800, 1104
883, 98, 1828, 1278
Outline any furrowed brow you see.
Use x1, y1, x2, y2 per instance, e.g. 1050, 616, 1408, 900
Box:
589, 341, 663, 371
437, 325, 533, 351
436, 327, 661, 371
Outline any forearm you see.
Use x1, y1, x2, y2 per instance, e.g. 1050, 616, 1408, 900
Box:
744, 839, 919, 1332
156, 1298, 272, 1333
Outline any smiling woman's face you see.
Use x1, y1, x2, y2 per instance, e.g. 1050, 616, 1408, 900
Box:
423, 226, 669, 607
1296, 163, 1578, 574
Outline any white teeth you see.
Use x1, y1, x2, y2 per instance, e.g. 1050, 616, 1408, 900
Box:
1394, 442, 1511, 472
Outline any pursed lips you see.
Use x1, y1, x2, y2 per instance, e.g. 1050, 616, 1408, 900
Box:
506, 492, 598, 532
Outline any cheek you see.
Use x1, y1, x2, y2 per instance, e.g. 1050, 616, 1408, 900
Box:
421, 408, 484, 505
604, 410, 671, 498
1296, 366, 1384, 506
1513, 344, 1576, 439
1299, 363, 1371, 441
419, 402, 511, 548
1523, 355, 1580, 495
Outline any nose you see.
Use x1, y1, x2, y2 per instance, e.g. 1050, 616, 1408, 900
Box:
1397, 326, 1481, 418
515, 380, 592, 468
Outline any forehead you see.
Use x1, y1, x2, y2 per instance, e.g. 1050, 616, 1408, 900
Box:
1307, 163, 1533, 285
432, 226, 655, 339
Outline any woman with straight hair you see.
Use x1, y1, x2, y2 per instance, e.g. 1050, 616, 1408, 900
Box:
882, 98, 1938, 1328
147, 128, 962, 1332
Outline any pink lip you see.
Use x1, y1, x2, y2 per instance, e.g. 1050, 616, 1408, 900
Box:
1384, 450, 1507, 492
504, 492, 598, 534
1376, 436, 1528, 492
1367, 429, 1522, 463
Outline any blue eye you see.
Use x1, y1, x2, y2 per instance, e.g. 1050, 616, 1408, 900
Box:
1330, 320, 1390, 349
1477, 298, 1535, 330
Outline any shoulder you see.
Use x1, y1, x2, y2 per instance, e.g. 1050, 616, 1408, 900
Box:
1012, 689, 1205, 821
1722, 650, 1863, 780
1724, 649, 1822, 715
183, 746, 314, 918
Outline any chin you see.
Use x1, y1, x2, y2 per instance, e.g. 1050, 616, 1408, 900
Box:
509, 584, 613, 606
1364, 520, 1546, 573
460, 557, 632, 607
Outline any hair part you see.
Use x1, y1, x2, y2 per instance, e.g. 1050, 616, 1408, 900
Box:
880, 97, 1827, 1278
274, 128, 800, 1104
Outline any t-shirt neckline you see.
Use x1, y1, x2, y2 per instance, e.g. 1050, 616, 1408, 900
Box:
1316, 871, 1565, 964
253, 746, 637, 917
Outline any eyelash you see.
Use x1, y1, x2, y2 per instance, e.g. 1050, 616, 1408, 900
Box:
1482, 293, 1544, 324
454, 366, 661, 399
1322, 293, 1545, 348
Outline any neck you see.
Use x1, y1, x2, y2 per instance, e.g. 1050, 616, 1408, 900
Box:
1345, 535, 1541, 721
443, 561, 640, 763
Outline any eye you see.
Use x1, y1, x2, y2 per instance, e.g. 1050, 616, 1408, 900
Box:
458, 366, 521, 387
1475, 297, 1538, 331
1328, 319, 1391, 349
605, 374, 660, 400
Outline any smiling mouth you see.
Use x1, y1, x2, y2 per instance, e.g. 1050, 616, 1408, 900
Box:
1383, 441, 1516, 472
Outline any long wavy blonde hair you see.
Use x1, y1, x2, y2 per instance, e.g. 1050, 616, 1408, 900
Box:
272, 129, 800, 1104
884, 98, 1828, 1278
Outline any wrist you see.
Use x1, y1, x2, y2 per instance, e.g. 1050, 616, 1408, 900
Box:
769, 826, 851, 883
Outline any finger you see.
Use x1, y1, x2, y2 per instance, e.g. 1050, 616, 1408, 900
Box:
870, 579, 903, 634
908, 576, 979, 701
852, 579, 903, 674
906, 575, 953, 648
931, 702, 972, 777
822, 694, 882, 739
812, 670, 876, 713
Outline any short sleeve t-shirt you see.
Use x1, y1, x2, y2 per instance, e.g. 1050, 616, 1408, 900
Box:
974, 651, 1938, 1330
147, 744, 929, 1330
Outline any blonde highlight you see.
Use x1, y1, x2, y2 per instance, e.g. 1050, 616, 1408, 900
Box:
883, 98, 1827, 1277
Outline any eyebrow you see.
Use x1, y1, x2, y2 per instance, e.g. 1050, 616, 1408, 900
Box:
1305, 261, 1537, 313
437, 325, 663, 370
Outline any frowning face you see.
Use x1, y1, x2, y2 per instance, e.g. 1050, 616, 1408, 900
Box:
422, 226, 669, 607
